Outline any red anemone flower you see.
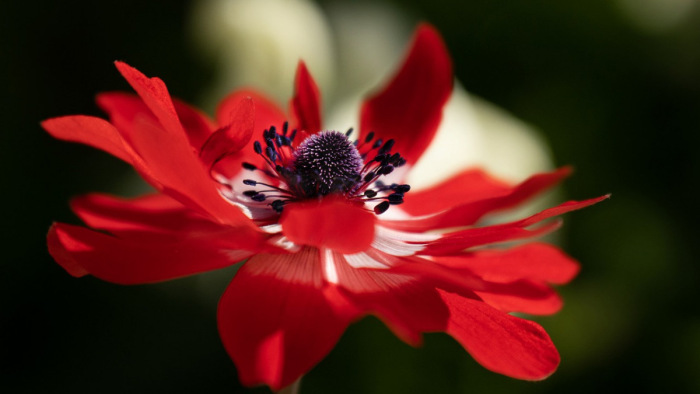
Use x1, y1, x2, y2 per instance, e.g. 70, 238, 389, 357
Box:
44, 24, 607, 390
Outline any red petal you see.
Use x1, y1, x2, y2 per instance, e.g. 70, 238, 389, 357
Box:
200, 97, 255, 168
96, 92, 151, 141
419, 195, 610, 255
218, 249, 356, 390
69, 193, 272, 251
474, 289, 563, 315
47, 222, 254, 284
64, 192, 280, 276
212, 90, 288, 177
435, 243, 580, 285
401, 168, 513, 216
280, 198, 375, 254
42, 107, 162, 190
330, 251, 449, 345
399, 167, 572, 229
439, 290, 560, 380
518, 194, 610, 227
41, 115, 135, 164
387, 256, 554, 301
216, 89, 286, 132
125, 104, 255, 227
422, 219, 563, 256
97, 64, 256, 226
97, 92, 215, 150
290, 61, 322, 135
406, 244, 575, 315
114, 61, 185, 138
71, 192, 185, 233
359, 24, 452, 165
173, 98, 218, 150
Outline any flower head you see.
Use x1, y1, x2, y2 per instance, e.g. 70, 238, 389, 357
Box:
44, 24, 607, 390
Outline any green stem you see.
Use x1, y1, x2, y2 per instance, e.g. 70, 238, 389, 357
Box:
276, 378, 301, 394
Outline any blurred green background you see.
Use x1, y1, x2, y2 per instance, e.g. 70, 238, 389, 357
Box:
2, 0, 699, 392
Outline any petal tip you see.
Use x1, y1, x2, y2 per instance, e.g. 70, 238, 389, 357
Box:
113, 60, 134, 76
47, 223, 89, 278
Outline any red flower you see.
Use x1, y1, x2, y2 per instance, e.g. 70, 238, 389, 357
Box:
44, 25, 606, 390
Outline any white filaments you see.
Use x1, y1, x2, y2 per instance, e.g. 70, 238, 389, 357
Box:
322, 248, 339, 284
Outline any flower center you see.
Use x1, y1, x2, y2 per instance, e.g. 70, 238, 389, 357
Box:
239, 123, 410, 215
293, 131, 363, 196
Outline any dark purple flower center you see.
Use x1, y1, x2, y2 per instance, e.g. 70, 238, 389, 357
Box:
293, 131, 363, 196
240, 123, 409, 214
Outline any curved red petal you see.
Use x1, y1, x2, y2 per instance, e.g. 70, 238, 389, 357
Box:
212, 90, 287, 178
290, 61, 322, 135
402, 247, 568, 317
173, 98, 218, 150
96, 91, 257, 190
71, 192, 184, 232
422, 219, 563, 256
435, 243, 580, 285
474, 289, 563, 316
47, 224, 89, 278
200, 97, 255, 168
69, 192, 267, 247
216, 89, 286, 132
98, 64, 257, 227
96, 92, 152, 140
330, 252, 449, 345
386, 256, 554, 301
409, 195, 609, 255
47, 222, 253, 284
69, 192, 284, 255
359, 24, 452, 165
280, 198, 375, 254
401, 167, 571, 228
402, 168, 513, 216
114, 61, 185, 138
97, 91, 214, 152
218, 250, 356, 390
126, 106, 256, 228
517, 194, 610, 227
41, 115, 134, 164
439, 290, 560, 380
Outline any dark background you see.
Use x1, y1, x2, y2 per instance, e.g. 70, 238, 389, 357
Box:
2, 0, 699, 392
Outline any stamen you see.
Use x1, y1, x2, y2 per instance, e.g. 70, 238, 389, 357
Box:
388, 193, 404, 204
379, 165, 394, 175
271, 200, 285, 212
237, 125, 410, 215
378, 139, 395, 155
265, 147, 277, 162
374, 201, 390, 214
394, 184, 411, 193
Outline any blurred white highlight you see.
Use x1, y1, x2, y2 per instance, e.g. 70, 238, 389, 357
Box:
617, 0, 697, 32
192, 0, 335, 105
192, 0, 554, 185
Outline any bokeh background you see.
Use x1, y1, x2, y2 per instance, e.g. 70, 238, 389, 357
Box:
2, 0, 700, 393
